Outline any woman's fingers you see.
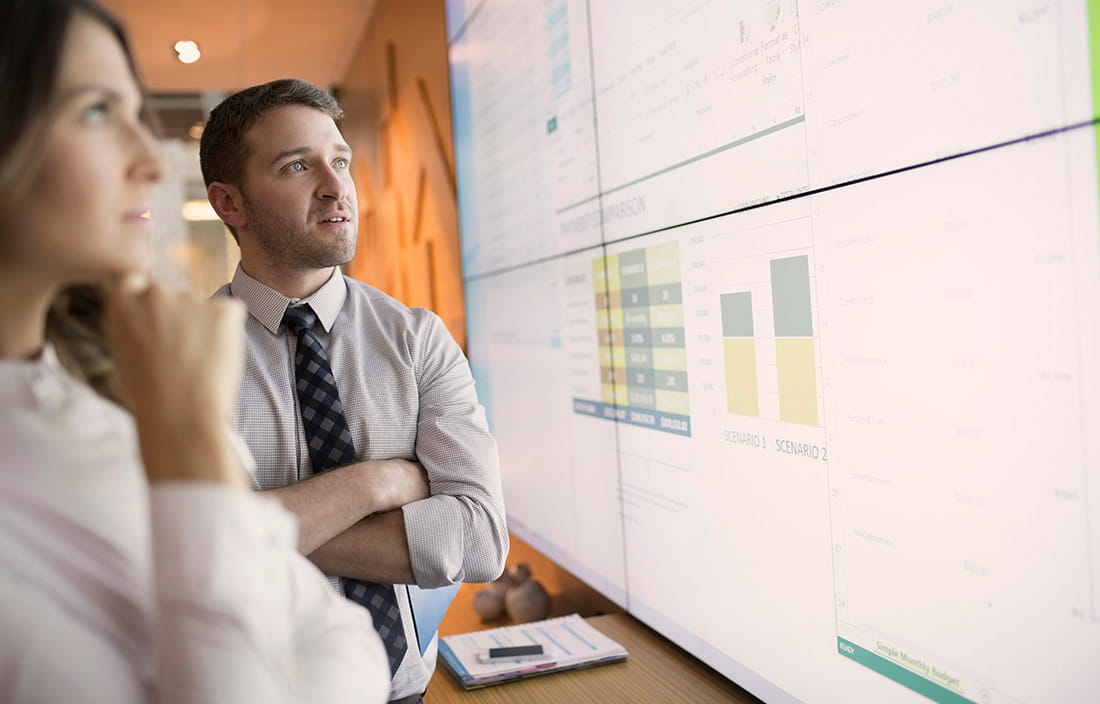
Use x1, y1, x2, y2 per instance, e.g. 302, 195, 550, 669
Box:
104, 275, 247, 485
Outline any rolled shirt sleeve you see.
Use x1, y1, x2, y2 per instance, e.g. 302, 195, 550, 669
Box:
401, 312, 508, 588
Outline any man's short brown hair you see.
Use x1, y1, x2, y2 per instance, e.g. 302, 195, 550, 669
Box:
199, 78, 344, 238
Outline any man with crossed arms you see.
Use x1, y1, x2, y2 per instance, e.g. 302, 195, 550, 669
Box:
202, 78, 508, 704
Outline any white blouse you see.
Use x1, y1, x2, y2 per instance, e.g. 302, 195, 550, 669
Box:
0, 347, 390, 703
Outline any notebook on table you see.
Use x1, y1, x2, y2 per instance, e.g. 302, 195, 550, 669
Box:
438, 613, 628, 690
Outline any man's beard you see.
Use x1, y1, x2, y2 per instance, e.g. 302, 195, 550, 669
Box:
242, 197, 357, 270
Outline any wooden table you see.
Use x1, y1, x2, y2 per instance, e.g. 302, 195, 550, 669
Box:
424, 613, 762, 703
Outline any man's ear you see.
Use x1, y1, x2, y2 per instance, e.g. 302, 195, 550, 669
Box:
207, 182, 247, 229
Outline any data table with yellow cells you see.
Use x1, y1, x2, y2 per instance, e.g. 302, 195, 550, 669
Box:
577, 241, 691, 436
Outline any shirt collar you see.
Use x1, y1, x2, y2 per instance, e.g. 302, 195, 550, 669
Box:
229, 264, 348, 334
0, 344, 75, 411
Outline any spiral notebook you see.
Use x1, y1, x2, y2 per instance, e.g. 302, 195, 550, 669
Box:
438, 613, 628, 689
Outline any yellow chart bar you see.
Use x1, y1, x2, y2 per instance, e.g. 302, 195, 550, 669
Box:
776, 338, 818, 426
723, 338, 759, 417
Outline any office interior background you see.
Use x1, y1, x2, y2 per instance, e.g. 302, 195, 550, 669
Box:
102, 0, 612, 649
105, 0, 468, 343
103, 1, 1100, 702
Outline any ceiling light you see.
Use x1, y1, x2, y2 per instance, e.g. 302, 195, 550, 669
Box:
173, 40, 201, 64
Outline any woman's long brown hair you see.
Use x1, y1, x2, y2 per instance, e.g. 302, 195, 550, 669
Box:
0, 0, 150, 403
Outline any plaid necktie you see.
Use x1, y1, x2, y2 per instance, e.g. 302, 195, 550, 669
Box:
282, 304, 408, 677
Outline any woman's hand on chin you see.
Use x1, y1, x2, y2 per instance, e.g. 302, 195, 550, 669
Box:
105, 271, 249, 488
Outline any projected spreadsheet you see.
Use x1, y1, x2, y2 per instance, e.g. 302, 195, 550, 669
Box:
449, 1, 1100, 702
575, 241, 691, 436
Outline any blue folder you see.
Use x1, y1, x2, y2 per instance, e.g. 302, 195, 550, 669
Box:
408, 583, 460, 655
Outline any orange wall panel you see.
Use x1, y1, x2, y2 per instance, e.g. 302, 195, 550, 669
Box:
338, 0, 465, 348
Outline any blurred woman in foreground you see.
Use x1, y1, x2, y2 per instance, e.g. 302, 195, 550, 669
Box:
0, 0, 388, 701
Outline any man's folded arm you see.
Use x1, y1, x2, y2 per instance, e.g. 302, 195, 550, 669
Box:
265, 458, 427, 555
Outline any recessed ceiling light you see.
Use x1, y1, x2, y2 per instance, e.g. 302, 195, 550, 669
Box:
173, 40, 201, 64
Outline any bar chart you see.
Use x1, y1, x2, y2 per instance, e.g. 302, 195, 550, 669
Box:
716, 247, 821, 427
771, 255, 819, 425
720, 290, 759, 416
